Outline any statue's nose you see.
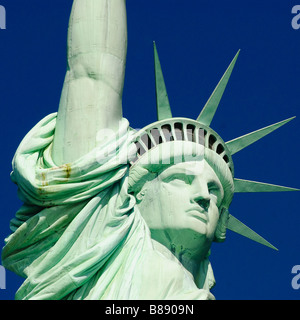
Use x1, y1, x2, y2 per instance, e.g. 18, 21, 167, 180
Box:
191, 177, 211, 211
193, 187, 211, 211
196, 197, 210, 211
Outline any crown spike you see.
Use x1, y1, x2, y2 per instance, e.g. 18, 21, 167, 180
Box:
153, 42, 172, 121
227, 214, 278, 250
197, 50, 240, 125
234, 178, 299, 193
226, 117, 296, 155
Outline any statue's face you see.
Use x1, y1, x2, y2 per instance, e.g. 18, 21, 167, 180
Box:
136, 160, 224, 260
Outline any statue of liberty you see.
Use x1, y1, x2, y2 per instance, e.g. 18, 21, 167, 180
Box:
1, 0, 298, 300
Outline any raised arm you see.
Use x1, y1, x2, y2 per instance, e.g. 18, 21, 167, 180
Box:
52, 0, 127, 165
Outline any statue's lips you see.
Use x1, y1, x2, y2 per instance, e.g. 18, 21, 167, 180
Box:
187, 208, 207, 224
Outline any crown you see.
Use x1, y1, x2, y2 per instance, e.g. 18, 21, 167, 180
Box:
130, 117, 234, 174
129, 42, 298, 250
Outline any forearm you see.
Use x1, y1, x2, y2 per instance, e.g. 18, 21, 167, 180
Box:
52, 0, 127, 165
67, 0, 127, 85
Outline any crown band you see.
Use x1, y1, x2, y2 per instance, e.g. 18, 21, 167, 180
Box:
130, 118, 234, 175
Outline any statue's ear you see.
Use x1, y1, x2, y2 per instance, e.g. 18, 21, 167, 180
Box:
214, 207, 229, 243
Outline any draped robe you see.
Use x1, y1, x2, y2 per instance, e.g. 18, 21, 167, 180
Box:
2, 113, 215, 300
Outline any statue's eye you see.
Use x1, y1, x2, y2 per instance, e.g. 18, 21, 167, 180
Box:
208, 182, 223, 206
208, 185, 219, 195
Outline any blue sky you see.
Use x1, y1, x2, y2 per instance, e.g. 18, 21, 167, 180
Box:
0, 0, 299, 300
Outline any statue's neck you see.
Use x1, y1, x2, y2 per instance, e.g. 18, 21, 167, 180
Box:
151, 240, 214, 290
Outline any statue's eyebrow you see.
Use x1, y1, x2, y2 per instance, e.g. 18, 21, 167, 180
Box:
159, 165, 200, 179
